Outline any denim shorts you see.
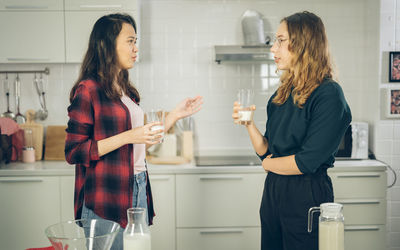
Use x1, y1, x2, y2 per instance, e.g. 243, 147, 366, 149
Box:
81, 171, 148, 250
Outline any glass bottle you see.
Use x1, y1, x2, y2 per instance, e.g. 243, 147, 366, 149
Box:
308, 202, 344, 250
123, 208, 151, 250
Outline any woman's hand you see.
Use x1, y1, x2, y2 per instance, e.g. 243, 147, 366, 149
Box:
232, 101, 256, 126
171, 96, 203, 120
127, 122, 164, 145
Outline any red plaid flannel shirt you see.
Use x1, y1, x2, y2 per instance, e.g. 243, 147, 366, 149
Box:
65, 79, 154, 228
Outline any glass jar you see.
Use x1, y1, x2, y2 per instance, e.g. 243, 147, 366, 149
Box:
123, 207, 151, 250
308, 202, 344, 250
22, 128, 35, 163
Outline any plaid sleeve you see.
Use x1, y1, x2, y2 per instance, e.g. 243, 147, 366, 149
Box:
65, 84, 100, 167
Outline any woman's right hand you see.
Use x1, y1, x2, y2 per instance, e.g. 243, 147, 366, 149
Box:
127, 122, 164, 145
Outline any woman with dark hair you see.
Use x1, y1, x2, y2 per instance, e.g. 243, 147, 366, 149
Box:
232, 11, 351, 250
65, 13, 203, 250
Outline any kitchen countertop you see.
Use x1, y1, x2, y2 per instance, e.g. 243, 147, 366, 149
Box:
0, 159, 387, 177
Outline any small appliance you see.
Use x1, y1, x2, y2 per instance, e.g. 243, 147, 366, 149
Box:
335, 122, 369, 159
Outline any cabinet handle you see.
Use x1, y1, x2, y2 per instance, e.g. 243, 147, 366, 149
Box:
79, 5, 122, 9
336, 173, 381, 178
150, 176, 170, 181
200, 229, 244, 234
344, 225, 380, 231
200, 176, 243, 181
0, 178, 43, 183
5, 5, 48, 9
335, 199, 380, 205
7, 58, 50, 62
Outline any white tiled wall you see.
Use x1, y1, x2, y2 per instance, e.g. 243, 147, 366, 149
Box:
379, 0, 400, 249
1, 0, 397, 248
0, 0, 380, 152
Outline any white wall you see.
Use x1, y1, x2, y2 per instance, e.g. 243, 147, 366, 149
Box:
379, 1, 400, 249
1, 0, 398, 248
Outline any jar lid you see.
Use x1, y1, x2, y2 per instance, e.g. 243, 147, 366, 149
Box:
320, 202, 343, 218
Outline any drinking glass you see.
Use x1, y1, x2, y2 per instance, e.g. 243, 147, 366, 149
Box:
237, 89, 254, 125
145, 109, 165, 143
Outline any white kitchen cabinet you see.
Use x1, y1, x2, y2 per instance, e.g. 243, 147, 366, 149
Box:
0, 160, 387, 250
176, 173, 265, 228
328, 169, 387, 250
176, 173, 265, 250
64, 0, 136, 11
149, 174, 176, 250
64, 0, 137, 63
64, 10, 137, 63
0, 11, 65, 63
60, 175, 75, 221
0, 0, 137, 63
0, 0, 62, 10
177, 227, 260, 250
344, 225, 386, 250
0, 176, 61, 250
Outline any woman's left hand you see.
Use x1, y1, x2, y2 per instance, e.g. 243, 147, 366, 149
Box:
172, 96, 203, 119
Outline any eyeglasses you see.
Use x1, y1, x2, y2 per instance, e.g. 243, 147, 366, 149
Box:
273, 37, 288, 48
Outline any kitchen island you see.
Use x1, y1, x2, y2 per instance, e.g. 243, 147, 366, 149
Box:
0, 160, 387, 250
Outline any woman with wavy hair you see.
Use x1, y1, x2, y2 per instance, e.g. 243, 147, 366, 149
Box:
232, 11, 351, 250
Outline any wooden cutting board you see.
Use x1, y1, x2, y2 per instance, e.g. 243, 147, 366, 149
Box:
45, 125, 67, 161
19, 110, 44, 160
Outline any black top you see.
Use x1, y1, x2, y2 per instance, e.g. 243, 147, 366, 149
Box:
259, 79, 352, 174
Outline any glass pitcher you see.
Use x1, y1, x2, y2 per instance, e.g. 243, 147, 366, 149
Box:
123, 207, 151, 250
308, 202, 344, 250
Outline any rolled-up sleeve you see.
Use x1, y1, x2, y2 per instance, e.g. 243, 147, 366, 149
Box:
295, 87, 352, 174
65, 85, 100, 167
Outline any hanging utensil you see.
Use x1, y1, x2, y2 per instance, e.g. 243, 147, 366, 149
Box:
34, 73, 48, 120
14, 74, 26, 124
1, 74, 15, 119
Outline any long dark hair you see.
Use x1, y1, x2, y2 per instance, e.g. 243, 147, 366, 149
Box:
272, 11, 334, 108
69, 13, 140, 103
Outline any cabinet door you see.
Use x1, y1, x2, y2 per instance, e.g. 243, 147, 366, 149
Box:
60, 176, 75, 221
0, 0, 62, 10
176, 173, 265, 227
335, 198, 386, 225
149, 175, 176, 250
0, 176, 61, 250
64, 0, 136, 11
0, 12, 65, 63
177, 227, 260, 250
329, 171, 386, 199
344, 225, 386, 250
64, 10, 137, 63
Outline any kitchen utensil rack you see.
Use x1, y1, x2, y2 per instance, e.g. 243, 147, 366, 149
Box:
0, 67, 50, 75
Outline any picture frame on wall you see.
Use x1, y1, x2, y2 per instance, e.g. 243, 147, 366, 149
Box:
385, 88, 400, 118
389, 52, 400, 82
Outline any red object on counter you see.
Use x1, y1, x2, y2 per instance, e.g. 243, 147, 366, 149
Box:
25, 247, 54, 250
11, 129, 24, 161
0, 117, 20, 136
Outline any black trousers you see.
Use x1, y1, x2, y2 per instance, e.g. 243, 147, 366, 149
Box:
260, 168, 334, 250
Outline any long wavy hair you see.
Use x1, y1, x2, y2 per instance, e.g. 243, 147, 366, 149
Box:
272, 11, 334, 108
69, 13, 140, 103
